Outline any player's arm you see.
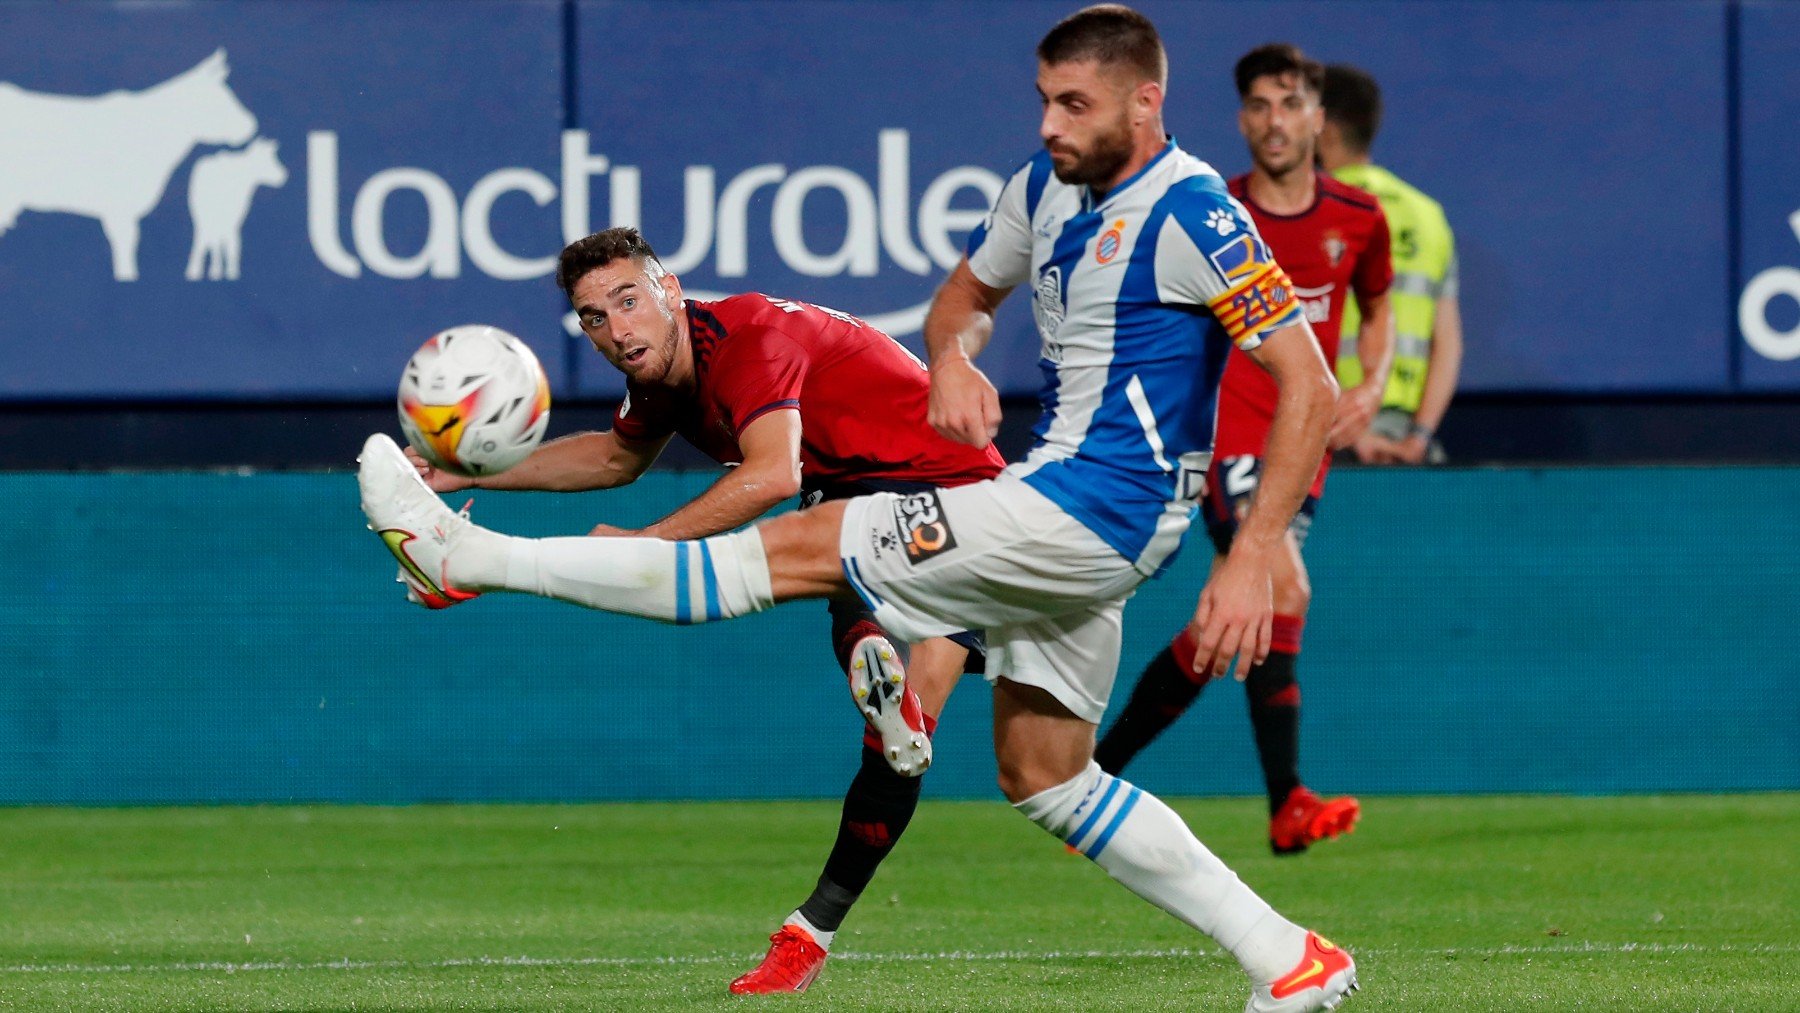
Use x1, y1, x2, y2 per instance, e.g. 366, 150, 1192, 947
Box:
1333, 207, 1396, 449
923, 259, 1012, 447
409, 429, 667, 493
1331, 287, 1392, 449
608, 408, 802, 540
1190, 321, 1337, 676
927, 153, 1037, 447
1398, 291, 1463, 463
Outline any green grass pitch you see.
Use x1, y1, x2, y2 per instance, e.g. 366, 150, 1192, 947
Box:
1, 795, 1794, 1010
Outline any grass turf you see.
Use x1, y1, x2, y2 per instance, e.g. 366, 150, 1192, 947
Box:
0, 794, 1794, 1010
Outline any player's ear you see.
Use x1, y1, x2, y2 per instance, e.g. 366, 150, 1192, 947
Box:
1133, 79, 1163, 123
661, 268, 683, 307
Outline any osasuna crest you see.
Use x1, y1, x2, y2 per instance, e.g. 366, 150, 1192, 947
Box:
1323, 234, 1347, 266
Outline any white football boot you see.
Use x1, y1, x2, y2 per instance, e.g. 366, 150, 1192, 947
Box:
357, 433, 480, 609
1246, 932, 1358, 1012
846, 634, 932, 777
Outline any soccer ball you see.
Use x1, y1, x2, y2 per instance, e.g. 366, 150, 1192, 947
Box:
397, 325, 551, 477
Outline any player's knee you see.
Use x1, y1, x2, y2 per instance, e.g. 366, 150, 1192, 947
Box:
758, 502, 848, 598
996, 752, 1087, 803
904, 638, 964, 717
1274, 571, 1311, 616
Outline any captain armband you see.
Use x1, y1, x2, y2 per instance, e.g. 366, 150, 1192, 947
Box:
1205, 264, 1301, 350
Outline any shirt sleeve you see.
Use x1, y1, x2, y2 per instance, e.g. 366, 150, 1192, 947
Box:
611, 382, 677, 444
710, 328, 808, 433
1438, 239, 1460, 301
1353, 205, 1395, 301
1152, 187, 1303, 350
964, 153, 1049, 290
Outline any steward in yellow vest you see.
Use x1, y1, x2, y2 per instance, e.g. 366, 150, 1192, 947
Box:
1321, 65, 1463, 464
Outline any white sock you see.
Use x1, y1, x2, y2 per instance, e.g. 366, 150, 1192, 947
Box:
784, 910, 834, 950
447, 526, 774, 623
1014, 762, 1303, 983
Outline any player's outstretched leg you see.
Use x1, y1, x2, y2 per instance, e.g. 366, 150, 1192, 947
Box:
996, 679, 1356, 1012
358, 433, 777, 621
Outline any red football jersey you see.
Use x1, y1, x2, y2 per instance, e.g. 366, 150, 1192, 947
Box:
1214, 173, 1392, 496
610, 293, 1004, 488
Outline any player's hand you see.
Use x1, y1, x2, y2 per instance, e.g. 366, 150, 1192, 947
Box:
588, 522, 642, 537
928, 357, 1002, 448
1187, 548, 1273, 679
1328, 384, 1381, 450
1352, 432, 1399, 464
405, 445, 476, 493
1393, 433, 1431, 465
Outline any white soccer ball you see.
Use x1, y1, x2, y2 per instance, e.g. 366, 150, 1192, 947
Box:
397, 324, 551, 477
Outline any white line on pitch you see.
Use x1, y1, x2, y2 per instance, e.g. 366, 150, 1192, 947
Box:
2, 941, 1794, 976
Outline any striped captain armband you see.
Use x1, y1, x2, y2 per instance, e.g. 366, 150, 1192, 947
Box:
1205, 262, 1301, 350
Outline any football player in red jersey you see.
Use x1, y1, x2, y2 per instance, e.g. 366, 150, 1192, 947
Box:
1096, 43, 1393, 855
408, 227, 1002, 993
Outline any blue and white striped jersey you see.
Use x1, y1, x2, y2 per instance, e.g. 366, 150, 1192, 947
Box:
966, 141, 1303, 575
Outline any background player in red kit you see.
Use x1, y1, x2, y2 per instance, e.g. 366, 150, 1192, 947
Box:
1096, 43, 1394, 855
408, 227, 1002, 993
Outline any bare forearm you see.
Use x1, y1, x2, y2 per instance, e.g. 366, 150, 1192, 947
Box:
1236, 374, 1335, 550
1414, 304, 1463, 432
925, 267, 997, 367
638, 468, 793, 541
1355, 295, 1395, 396
470, 431, 648, 492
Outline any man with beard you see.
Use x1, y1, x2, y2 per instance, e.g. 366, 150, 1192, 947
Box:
360, 7, 1358, 1008
405, 226, 1002, 993
1096, 43, 1393, 857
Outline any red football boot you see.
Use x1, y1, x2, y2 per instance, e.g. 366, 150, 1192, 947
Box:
1248, 931, 1359, 1011
728, 924, 829, 995
1269, 786, 1361, 855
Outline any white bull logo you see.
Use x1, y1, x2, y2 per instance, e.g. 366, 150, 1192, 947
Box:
0, 49, 257, 281
186, 137, 287, 280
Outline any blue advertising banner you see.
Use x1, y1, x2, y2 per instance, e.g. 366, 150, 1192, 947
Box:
0, 1, 572, 399
0, 1, 1780, 398
1737, 0, 1800, 390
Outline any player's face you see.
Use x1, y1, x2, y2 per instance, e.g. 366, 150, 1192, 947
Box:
570, 259, 684, 384
1037, 59, 1137, 187
1238, 73, 1322, 178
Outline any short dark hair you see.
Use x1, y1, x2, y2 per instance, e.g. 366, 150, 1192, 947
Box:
1322, 63, 1383, 153
1232, 42, 1323, 100
556, 226, 662, 295
1037, 4, 1167, 88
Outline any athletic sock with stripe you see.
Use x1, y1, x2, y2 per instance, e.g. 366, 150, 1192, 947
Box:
446, 526, 774, 622
1013, 761, 1303, 983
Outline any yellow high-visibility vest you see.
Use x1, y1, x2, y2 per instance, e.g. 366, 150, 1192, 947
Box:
1334, 163, 1456, 414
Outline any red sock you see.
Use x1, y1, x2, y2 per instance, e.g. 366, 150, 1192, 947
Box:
1270, 613, 1305, 654
1168, 627, 1205, 684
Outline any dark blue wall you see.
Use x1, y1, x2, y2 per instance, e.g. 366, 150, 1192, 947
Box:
2, 467, 1794, 803
0, 1, 1789, 400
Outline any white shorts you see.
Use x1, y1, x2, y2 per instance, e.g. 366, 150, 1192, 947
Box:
838, 473, 1145, 723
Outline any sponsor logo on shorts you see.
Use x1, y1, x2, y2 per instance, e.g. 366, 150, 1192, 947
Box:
892, 490, 957, 564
